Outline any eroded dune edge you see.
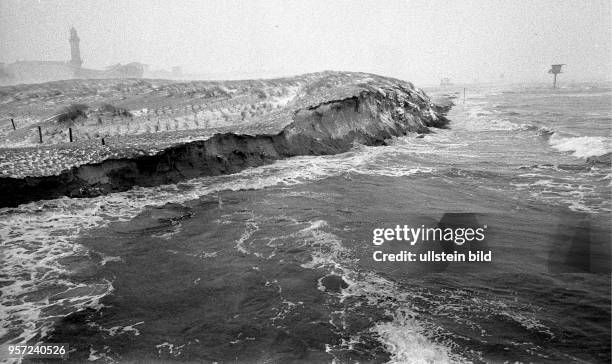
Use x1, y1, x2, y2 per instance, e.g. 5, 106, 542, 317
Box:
0, 72, 451, 207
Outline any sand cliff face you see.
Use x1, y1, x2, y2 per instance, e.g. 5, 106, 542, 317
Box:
0, 73, 450, 207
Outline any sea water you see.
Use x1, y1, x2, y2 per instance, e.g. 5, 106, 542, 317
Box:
1, 82, 610, 363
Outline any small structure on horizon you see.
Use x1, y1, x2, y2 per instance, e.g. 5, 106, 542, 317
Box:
0, 27, 144, 85
440, 78, 452, 87
69, 27, 83, 69
548, 64, 564, 88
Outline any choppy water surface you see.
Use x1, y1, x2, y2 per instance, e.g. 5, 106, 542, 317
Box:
1, 83, 610, 363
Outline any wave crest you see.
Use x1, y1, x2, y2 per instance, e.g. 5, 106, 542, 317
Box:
549, 134, 611, 158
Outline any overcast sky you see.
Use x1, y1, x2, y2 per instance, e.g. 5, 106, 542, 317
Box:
1, 0, 610, 84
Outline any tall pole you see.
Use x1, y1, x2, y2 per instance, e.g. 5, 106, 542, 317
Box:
38, 126, 43, 143
553, 73, 557, 89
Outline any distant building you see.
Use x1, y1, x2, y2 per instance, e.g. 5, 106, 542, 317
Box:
69, 27, 83, 69
144, 66, 184, 80
0, 27, 144, 85
101, 63, 145, 78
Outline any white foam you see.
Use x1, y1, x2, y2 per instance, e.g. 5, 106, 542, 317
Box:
373, 310, 460, 364
90, 321, 144, 337
155, 342, 184, 357
549, 134, 610, 158
235, 217, 259, 254
299, 220, 350, 270
0, 196, 116, 344
461, 115, 522, 132
87, 347, 114, 362
511, 174, 610, 213
467, 105, 492, 119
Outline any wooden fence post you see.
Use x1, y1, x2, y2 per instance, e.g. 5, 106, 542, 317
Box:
38, 126, 43, 143
11, 118, 16, 130
69, 127, 73, 142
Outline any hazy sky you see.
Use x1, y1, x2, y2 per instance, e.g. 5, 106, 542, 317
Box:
1, 0, 610, 84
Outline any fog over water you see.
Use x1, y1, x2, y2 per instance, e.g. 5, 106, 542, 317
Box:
1, 0, 610, 84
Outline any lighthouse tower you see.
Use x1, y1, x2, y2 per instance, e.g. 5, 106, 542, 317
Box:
69, 27, 82, 68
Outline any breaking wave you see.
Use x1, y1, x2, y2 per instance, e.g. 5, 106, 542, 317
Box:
549, 134, 611, 158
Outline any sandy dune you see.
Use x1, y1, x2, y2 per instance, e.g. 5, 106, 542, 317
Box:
0, 72, 440, 178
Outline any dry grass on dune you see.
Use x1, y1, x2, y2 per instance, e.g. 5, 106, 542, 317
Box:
55, 103, 89, 123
